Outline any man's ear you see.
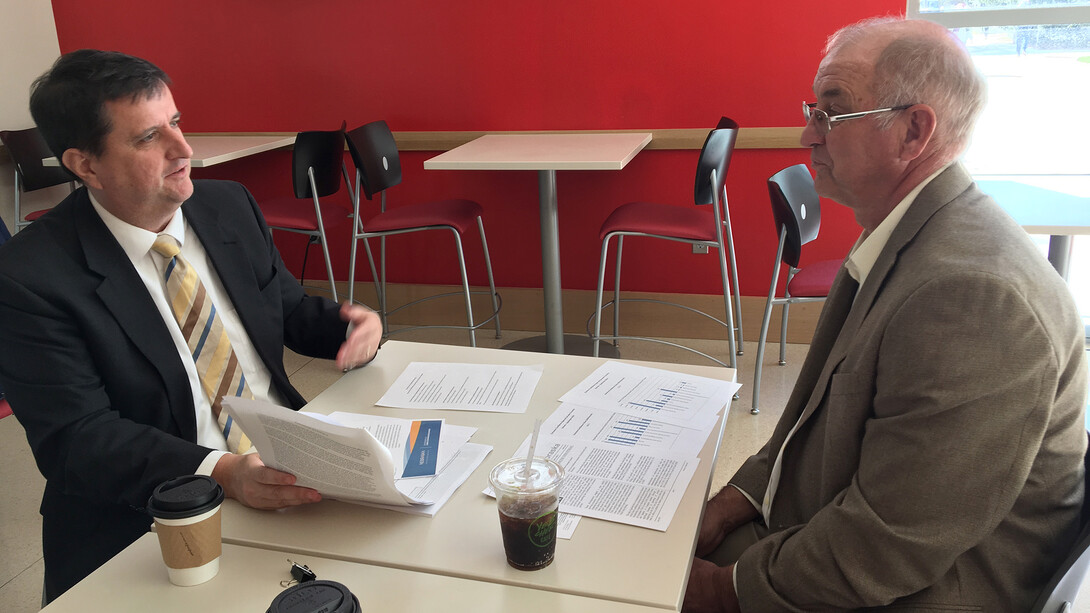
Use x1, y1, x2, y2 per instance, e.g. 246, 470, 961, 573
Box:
61, 148, 102, 189
900, 104, 938, 161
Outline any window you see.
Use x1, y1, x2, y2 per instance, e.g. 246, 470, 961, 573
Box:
911, 1, 1090, 327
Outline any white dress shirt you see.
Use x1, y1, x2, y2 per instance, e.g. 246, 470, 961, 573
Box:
89, 194, 284, 473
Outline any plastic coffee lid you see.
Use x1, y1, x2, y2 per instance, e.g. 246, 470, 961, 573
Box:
490, 457, 564, 495
147, 475, 225, 519
266, 580, 360, 613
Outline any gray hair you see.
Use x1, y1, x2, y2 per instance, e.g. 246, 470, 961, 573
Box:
825, 17, 987, 158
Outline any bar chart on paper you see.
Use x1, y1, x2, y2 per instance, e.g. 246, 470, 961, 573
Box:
542, 404, 716, 454
607, 416, 652, 446
559, 361, 740, 429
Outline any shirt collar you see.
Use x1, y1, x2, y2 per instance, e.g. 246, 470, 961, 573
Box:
844, 163, 951, 288
88, 191, 186, 261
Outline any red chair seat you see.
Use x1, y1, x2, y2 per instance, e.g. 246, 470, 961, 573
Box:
600, 202, 716, 242
364, 199, 482, 234
786, 258, 841, 297
25, 208, 51, 222
260, 196, 347, 231
0, 398, 11, 419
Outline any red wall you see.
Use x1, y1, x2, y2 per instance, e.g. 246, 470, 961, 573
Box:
50, 0, 904, 295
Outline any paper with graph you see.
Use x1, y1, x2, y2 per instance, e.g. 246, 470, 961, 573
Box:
558, 361, 738, 429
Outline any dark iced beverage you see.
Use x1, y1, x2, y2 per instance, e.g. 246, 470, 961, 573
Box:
498, 494, 558, 569
489, 457, 564, 571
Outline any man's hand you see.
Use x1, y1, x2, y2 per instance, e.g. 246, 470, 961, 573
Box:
211, 453, 321, 510
336, 303, 383, 372
696, 486, 760, 558
683, 559, 739, 613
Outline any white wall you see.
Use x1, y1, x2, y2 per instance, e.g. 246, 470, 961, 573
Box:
0, 0, 63, 234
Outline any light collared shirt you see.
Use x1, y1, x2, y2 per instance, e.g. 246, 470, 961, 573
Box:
89, 193, 284, 474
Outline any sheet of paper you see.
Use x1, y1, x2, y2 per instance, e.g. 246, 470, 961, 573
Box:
326, 412, 476, 478
308, 412, 444, 478
357, 443, 493, 517
223, 398, 430, 506
542, 402, 716, 453
376, 362, 544, 413
559, 361, 739, 428
509, 434, 699, 531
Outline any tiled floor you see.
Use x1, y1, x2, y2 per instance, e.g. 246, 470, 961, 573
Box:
0, 327, 1086, 611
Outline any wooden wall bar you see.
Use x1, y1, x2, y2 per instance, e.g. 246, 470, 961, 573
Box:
188, 127, 806, 153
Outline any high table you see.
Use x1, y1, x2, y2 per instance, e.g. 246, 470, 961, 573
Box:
41, 534, 670, 612
43, 134, 296, 168
217, 340, 732, 611
424, 133, 653, 355
977, 176, 1090, 279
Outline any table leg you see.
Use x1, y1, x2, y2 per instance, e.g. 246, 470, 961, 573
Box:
1048, 234, 1072, 280
539, 170, 564, 354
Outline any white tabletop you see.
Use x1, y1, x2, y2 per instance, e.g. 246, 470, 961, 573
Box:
42, 534, 669, 613
42, 134, 296, 168
219, 340, 733, 610
423, 133, 652, 171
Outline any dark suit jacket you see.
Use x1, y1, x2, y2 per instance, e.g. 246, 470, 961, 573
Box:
730, 164, 1087, 611
0, 180, 349, 600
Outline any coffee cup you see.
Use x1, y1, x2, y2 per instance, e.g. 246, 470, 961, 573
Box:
147, 474, 225, 586
488, 457, 564, 570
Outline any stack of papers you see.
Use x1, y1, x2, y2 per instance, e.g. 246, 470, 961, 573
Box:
501, 361, 741, 534
222, 398, 491, 516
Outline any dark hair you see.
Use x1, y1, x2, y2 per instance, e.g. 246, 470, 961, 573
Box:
29, 49, 171, 160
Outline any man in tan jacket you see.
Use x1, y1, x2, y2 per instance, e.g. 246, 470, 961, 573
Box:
684, 17, 1087, 612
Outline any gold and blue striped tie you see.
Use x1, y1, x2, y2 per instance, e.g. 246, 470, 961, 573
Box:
152, 235, 252, 454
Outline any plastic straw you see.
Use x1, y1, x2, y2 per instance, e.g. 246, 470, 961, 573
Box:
522, 418, 542, 484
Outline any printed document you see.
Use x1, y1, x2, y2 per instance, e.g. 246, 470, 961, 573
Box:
511, 434, 699, 531
377, 362, 544, 413
559, 361, 739, 428
223, 398, 430, 506
542, 402, 716, 453
324, 412, 477, 479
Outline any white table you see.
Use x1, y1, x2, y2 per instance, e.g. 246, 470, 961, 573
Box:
978, 176, 1090, 278
424, 133, 653, 354
41, 534, 669, 613
43, 134, 296, 168
218, 340, 732, 611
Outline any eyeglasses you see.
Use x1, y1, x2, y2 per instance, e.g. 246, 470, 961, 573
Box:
803, 101, 914, 136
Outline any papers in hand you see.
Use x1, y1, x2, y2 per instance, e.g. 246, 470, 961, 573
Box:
223, 397, 431, 506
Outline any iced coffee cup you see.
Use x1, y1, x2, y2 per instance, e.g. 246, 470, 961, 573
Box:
147, 474, 225, 586
488, 457, 564, 570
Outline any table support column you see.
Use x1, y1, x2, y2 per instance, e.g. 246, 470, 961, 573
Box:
1048, 234, 1072, 280
538, 170, 564, 354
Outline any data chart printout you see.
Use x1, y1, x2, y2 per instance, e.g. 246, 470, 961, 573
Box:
559, 361, 739, 428
542, 403, 715, 453
376, 362, 544, 412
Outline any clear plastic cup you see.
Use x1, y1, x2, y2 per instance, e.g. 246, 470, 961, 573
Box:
489, 457, 564, 570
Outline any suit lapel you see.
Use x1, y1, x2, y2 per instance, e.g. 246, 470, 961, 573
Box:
75, 192, 198, 438
792, 164, 975, 425
182, 195, 278, 373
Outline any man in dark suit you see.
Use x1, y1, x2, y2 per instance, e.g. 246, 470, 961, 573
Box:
0, 49, 383, 602
684, 17, 1087, 612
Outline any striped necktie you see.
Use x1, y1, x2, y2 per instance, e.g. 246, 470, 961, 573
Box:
151, 235, 252, 454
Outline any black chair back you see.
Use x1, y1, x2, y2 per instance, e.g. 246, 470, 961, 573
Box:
291, 122, 345, 200
344, 120, 403, 201
0, 127, 75, 190
768, 164, 822, 269
693, 116, 739, 206
1029, 430, 1090, 613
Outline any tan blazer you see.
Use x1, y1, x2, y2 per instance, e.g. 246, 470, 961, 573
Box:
730, 164, 1087, 611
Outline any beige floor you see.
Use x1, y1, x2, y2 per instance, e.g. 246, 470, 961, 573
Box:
0, 327, 1085, 611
